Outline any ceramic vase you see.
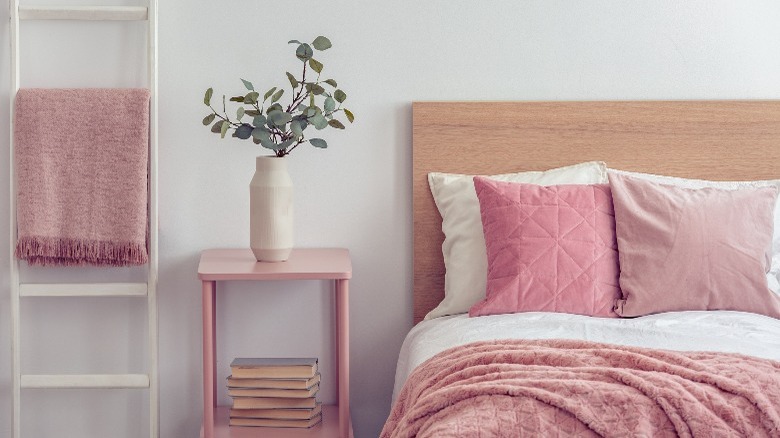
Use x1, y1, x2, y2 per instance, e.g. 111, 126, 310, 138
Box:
250, 156, 293, 262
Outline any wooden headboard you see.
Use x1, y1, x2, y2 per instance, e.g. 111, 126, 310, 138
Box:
413, 100, 780, 324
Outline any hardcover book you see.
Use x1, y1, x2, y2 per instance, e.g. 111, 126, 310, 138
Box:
226, 373, 320, 390
229, 403, 322, 420
228, 384, 319, 398
229, 413, 322, 428
230, 358, 318, 379
232, 396, 317, 410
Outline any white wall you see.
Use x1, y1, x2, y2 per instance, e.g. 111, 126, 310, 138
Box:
1, 1, 779, 436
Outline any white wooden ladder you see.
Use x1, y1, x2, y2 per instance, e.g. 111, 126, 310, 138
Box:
8, 2, 159, 437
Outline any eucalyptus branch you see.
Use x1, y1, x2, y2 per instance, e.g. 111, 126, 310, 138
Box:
209, 105, 239, 127
287, 62, 308, 113
289, 88, 309, 112
201, 35, 353, 155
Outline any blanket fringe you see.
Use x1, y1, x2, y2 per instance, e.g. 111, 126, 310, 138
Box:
15, 236, 148, 267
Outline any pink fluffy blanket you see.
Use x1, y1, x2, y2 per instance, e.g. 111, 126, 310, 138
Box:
14, 88, 150, 266
383, 339, 780, 437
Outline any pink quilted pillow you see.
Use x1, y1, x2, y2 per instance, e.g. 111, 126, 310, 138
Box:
469, 178, 621, 318
610, 173, 780, 319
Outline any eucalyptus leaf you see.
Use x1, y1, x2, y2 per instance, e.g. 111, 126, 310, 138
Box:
202, 113, 216, 125
236, 107, 245, 120
244, 91, 259, 104
286, 72, 299, 88
344, 108, 355, 123
271, 89, 285, 103
240, 78, 254, 91
277, 113, 293, 126
305, 106, 322, 118
312, 113, 328, 130
264, 87, 277, 101
204, 88, 213, 106
211, 120, 224, 133
252, 127, 270, 141
266, 103, 283, 114
334, 89, 347, 103
269, 110, 293, 127
328, 119, 345, 129
245, 110, 261, 117
309, 58, 323, 74
229, 96, 244, 103
312, 36, 332, 51
296, 43, 313, 61
220, 120, 230, 138
288, 39, 301, 45
309, 138, 328, 148
236, 123, 253, 139
260, 137, 281, 150
324, 96, 336, 112
323, 79, 338, 87
253, 115, 267, 126
311, 84, 325, 95
290, 120, 303, 137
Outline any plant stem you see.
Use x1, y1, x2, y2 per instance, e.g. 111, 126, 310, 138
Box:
285, 139, 304, 155
287, 62, 309, 113
209, 105, 239, 127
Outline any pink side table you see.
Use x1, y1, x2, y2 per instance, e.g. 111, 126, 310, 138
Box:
198, 248, 353, 438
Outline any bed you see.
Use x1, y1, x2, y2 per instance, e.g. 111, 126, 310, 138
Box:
383, 101, 780, 437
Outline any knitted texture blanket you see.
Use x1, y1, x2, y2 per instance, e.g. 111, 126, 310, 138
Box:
14, 88, 150, 266
382, 339, 780, 437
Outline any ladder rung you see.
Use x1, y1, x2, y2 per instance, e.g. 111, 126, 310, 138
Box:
19, 282, 148, 297
18, 6, 148, 21
21, 373, 150, 389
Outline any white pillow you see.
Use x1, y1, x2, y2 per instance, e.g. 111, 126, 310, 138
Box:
426, 161, 609, 320
608, 168, 780, 295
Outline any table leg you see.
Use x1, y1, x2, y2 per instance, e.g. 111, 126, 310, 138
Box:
202, 280, 217, 438
336, 279, 350, 438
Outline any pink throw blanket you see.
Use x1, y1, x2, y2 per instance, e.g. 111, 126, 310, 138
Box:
14, 88, 150, 266
383, 339, 780, 437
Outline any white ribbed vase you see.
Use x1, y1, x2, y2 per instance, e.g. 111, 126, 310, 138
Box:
250, 156, 293, 262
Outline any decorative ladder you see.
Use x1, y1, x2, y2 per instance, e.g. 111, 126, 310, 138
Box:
8, 2, 159, 438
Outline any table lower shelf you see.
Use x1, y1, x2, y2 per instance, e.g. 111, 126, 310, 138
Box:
201, 405, 352, 438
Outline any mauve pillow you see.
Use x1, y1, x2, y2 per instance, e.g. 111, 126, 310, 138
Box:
609, 172, 780, 319
608, 168, 780, 296
469, 178, 621, 318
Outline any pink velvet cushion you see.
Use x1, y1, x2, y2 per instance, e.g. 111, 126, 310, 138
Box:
609, 173, 780, 319
469, 178, 621, 318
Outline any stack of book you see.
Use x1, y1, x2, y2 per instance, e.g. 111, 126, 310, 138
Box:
228, 357, 322, 428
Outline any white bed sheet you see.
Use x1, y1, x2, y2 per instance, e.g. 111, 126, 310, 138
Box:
392, 311, 780, 402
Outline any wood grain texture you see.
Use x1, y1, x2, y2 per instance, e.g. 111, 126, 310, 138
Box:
413, 100, 780, 324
